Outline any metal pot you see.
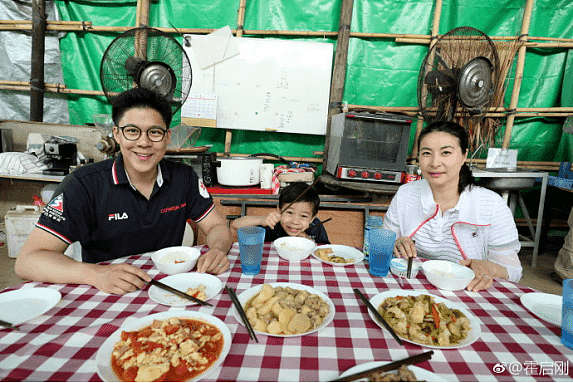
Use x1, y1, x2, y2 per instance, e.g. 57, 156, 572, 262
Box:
215, 156, 264, 186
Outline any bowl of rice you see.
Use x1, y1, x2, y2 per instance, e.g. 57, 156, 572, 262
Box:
422, 260, 476, 291
273, 237, 316, 262
151, 246, 201, 275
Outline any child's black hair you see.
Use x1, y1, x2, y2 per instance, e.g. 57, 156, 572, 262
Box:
278, 181, 320, 216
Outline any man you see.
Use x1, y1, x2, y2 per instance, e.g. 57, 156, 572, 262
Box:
15, 88, 232, 294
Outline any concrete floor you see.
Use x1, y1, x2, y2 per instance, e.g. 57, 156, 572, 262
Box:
0, 239, 564, 295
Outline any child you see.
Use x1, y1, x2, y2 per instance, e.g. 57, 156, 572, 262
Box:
230, 181, 330, 244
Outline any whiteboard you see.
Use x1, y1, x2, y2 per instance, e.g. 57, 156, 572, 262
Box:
182, 36, 333, 135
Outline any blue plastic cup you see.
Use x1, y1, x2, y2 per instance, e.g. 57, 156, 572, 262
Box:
367, 228, 396, 277
237, 226, 266, 275
562, 279, 573, 349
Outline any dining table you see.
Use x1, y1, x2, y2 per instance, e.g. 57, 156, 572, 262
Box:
0, 242, 572, 382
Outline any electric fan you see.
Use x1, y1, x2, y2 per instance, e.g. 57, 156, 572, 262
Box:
417, 26, 500, 125
100, 26, 192, 115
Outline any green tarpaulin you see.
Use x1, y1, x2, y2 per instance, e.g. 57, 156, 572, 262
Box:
53, 0, 573, 165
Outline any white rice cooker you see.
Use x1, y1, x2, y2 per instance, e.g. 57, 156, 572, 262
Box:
215, 156, 264, 186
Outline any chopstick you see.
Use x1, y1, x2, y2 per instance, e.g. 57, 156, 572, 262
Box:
330, 350, 434, 382
307, 217, 332, 230
353, 288, 404, 346
406, 256, 413, 279
148, 279, 212, 306
225, 286, 259, 343
280, 176, 321, 213
0, 319, 20, 331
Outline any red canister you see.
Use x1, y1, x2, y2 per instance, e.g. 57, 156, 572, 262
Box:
402, 165, 421, 183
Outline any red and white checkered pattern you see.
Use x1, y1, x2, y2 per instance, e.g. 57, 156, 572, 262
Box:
1, 244, 572, 381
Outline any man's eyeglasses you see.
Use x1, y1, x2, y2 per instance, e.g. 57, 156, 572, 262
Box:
119, 125, 168, 142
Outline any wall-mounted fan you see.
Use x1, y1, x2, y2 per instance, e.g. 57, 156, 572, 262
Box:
417, 26, 500, 125
100, 26, 192, 115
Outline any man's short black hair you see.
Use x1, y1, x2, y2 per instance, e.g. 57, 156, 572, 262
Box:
278, 181, 320, 216
111, 88, 172, 128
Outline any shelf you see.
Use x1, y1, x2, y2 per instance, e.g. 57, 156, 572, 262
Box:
0, 173, 64, 182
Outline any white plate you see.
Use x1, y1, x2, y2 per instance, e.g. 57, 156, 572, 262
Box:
233, 282, 335, 337
339, 360, 449, 382
148, 273, 223, 306
521, 292, 562, 327
311, 244, 365, 266
96, 310, 232, 382
0, 288, 61, 325
368, 290, 482, 349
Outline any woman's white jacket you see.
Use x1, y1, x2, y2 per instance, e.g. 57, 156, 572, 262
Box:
383, 179, 523, 282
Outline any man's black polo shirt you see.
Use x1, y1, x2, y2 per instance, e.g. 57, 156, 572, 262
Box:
36, 154, 214, 263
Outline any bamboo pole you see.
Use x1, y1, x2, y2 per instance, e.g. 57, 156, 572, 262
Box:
2, 17, 573, 48
411, 0, 443, 158
3, 19, 573, 49
323, 0, 354, 170
3, 79, 572, 117
502, 0, 534, 148
216, 152, 323, 163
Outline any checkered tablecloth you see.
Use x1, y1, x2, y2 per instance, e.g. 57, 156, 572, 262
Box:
1, 243, 572, 382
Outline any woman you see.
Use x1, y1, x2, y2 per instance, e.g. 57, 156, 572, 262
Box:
383, 121, 522, 292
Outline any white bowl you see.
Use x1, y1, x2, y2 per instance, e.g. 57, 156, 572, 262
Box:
151, 246, 201, 275
273, 237, 315, 262
390, 257, 422, 279
422, 260, 476, 291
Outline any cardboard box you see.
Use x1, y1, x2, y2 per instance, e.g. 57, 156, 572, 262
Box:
5, 205, 41, 258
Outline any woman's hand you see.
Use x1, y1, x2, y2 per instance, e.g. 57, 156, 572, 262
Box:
460, 259, 508, 292
393, 236, 416, 258
92, 263, 151, 295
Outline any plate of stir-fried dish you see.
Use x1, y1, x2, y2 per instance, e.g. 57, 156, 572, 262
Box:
368, 291, 481, 349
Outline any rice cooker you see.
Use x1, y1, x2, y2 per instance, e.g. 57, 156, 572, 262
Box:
215, 156, 264, 186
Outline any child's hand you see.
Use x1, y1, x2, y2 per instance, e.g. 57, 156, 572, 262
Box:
262, 211, 281, 228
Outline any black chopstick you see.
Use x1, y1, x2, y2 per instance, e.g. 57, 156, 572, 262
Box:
148, 279, 212, 306
353, 288, 404, 346
0, 319, 20, 331
406, 256, 413, 279
225, 286, 259, 342
280, 176, 321, 213
330, 350, 434, 381
307, 217, 332, 229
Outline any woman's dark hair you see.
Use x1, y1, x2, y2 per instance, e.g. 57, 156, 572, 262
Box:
278, 182, 320, 216
418, 120, 476, 194
112, 88, 172, 129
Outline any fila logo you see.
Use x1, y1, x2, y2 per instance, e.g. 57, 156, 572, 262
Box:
108, 212, 129, 221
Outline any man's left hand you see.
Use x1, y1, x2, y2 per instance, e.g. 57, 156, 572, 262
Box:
196, 248, 229, 274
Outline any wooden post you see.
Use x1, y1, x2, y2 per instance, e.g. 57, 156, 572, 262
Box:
30, 0, 46, 122
224, 0, 248, 155
502, 0, 534, 148
323, 0, 354, 169
411, 0, 443, 158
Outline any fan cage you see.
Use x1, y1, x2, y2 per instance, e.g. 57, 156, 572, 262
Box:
417, 26, 500, 125
100, 27, 192, 115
